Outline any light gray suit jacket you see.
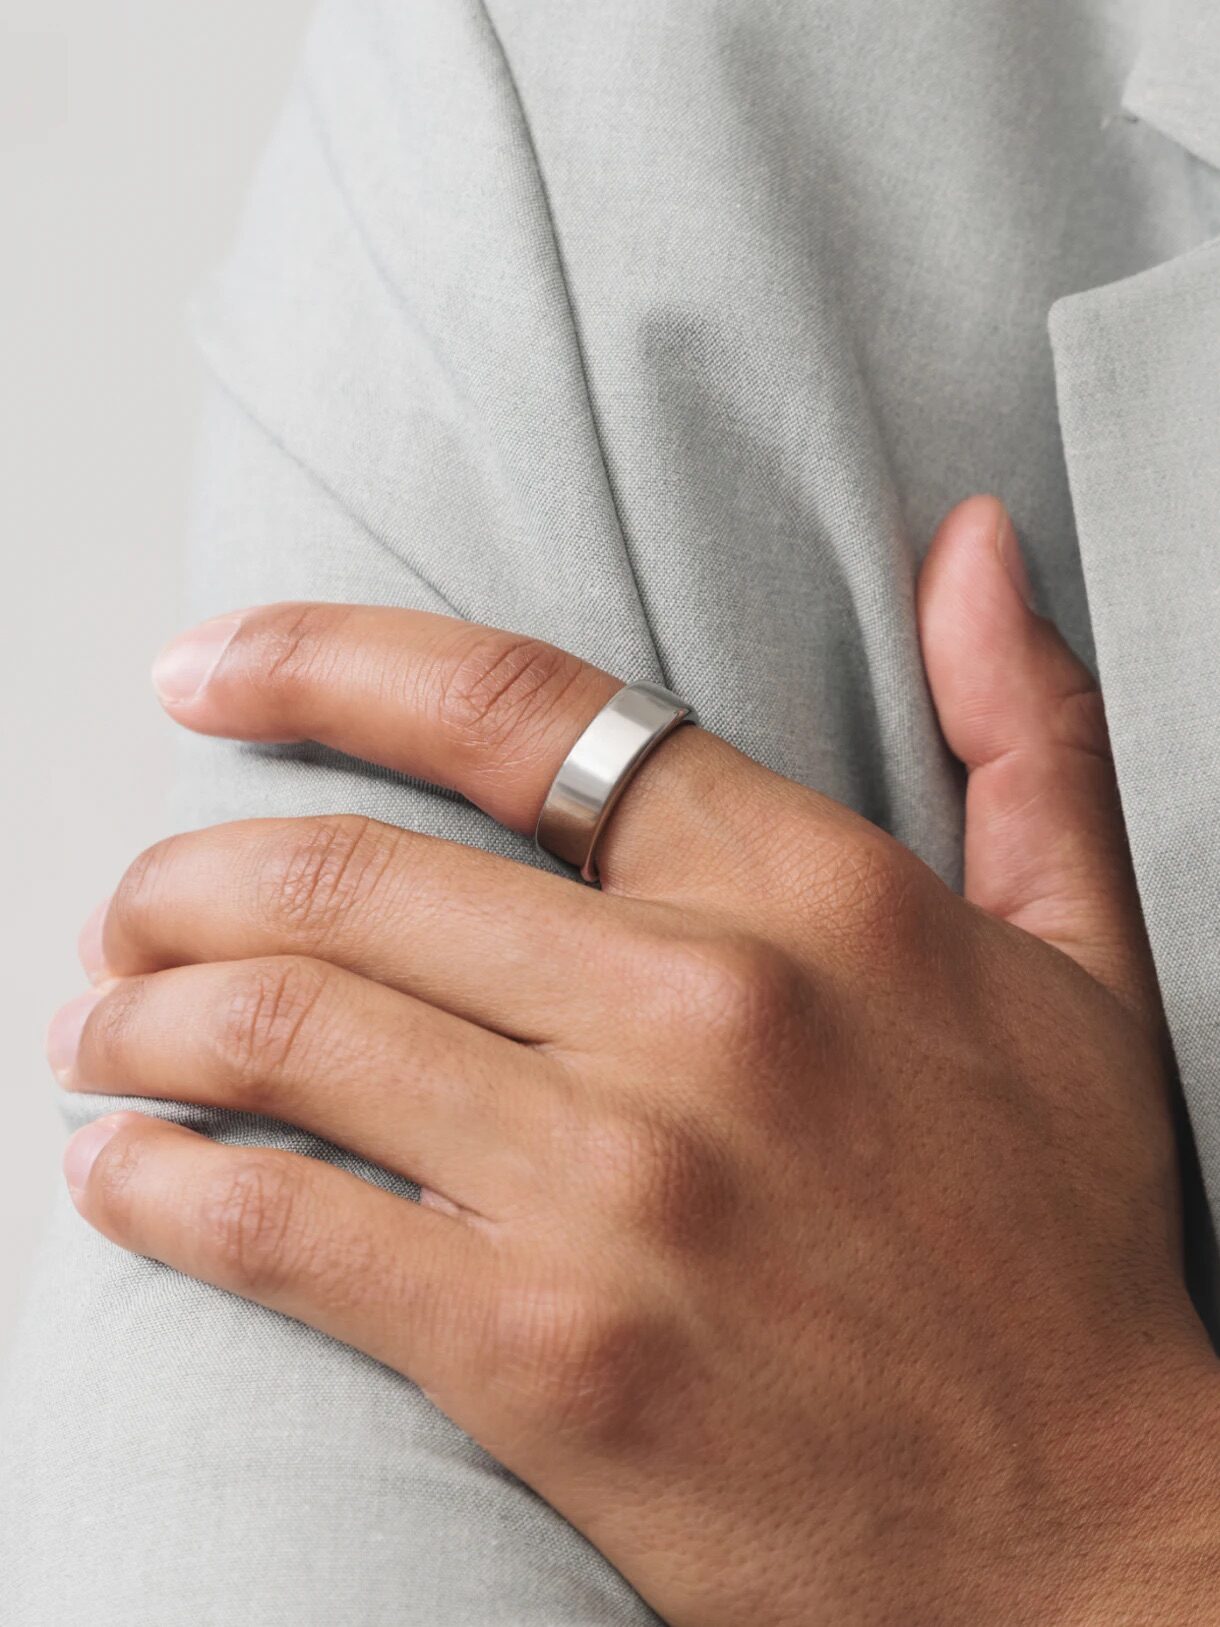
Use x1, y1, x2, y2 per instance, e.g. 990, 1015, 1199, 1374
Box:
5, 1, 1220, 1620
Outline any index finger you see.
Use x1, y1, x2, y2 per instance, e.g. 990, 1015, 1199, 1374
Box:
151, 602, 831, 901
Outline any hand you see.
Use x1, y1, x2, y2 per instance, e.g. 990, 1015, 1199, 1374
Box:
47, 497, 1220, 1624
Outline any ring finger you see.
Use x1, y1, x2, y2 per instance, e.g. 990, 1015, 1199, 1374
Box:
150, 601, 847, 903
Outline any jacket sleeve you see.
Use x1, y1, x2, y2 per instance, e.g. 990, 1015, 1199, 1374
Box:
0, 3, 660, 1619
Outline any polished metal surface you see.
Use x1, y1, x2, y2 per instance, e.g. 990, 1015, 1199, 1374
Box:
535, 682, 697, 883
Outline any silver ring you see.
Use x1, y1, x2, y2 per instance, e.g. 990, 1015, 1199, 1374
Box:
535, 682, 697, 884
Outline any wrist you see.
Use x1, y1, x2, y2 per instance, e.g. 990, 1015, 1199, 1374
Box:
990, 1358, 1220, 1627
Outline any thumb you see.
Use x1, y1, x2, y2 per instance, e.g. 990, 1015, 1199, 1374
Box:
917, 494, 1159, 1021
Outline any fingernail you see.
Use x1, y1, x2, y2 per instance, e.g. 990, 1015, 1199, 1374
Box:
152, 615, 242, 705
45, 987, 107, 1083
77, 895, 111, 983
994, 507, 1036, 611
63, 1112, 131, 1202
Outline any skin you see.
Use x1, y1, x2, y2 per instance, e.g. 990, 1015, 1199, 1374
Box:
45, 496, 1220, 1623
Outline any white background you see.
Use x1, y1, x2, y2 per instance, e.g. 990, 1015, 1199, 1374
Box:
0, 0, 312, 1351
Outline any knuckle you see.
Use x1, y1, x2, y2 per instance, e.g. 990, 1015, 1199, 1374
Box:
203, 1153, 305, 1295
822, 833, 928, 954
582, 1107, 734, 1250
487, 1281, 665, 1442
663, 932, 805, 1055
256, 602, 350, 693
435, 633, 583, 755
257, 815, 394, 946
213, 956, 331, 1098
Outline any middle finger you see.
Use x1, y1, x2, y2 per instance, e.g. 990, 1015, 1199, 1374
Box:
90, 813, 663, 1042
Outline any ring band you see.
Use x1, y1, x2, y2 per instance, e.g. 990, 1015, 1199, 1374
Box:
535, 682, 697, 884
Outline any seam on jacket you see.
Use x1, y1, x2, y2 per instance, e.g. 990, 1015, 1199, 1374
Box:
186, 344, 468, 621
476, 0, 672, 690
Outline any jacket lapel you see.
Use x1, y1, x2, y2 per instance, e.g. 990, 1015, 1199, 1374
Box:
1050, 0, 1220, 1262
1124, 0, 1220, 172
